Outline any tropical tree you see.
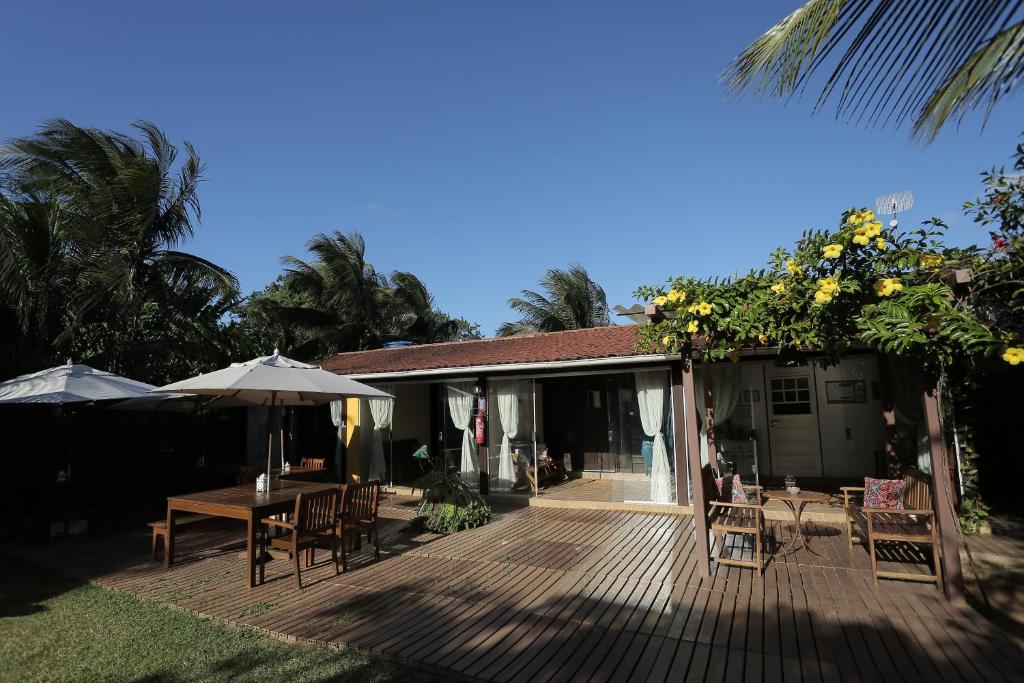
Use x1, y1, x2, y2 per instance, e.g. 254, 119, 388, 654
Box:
498, 264, 610, 336
723, 2, 1024, 143
0, 119, 240, 382
246, 231, 478, 360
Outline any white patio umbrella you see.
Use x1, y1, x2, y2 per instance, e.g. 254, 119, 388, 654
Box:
0, 362, 156, 404
0, 361, 159, 478
154, 350, 391, 482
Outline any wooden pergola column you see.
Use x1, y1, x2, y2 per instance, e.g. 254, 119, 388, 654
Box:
669, 360, 690, 511
922, 382, 965, 604
682, 354, 711, 577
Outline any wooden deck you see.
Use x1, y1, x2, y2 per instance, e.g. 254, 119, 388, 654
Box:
12, 494, 1024, 681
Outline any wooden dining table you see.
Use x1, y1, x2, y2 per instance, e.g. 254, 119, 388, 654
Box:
164, 479, 337, 587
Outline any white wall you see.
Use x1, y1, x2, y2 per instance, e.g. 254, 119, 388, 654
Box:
814, 356, 885, 478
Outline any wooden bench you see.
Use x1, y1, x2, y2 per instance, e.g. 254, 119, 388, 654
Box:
842, 469, 941, 587
148, 514, 216, 561
705, 466, 764, 575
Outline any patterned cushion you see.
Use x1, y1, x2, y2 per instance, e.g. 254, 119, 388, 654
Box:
863, 477, 905, 510
715, 474, 748, 503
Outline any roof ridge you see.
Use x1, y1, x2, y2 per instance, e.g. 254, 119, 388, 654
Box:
322, 324, 634, 359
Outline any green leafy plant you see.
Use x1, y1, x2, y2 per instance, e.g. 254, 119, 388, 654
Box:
414, 463, 492, 534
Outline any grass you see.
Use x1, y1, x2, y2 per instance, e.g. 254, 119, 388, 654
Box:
0, 554, 445, 683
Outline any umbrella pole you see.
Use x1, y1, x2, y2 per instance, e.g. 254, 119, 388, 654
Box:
265, 392, 276, 484
280, 407, 286, 469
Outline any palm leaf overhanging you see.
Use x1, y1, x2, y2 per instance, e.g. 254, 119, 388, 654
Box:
498, 264, 610, 336
722, 0, 1024, 143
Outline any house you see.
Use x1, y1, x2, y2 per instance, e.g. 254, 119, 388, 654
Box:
320, 324, 931, 508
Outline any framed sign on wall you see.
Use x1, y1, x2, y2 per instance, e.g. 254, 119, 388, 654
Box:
825, 379, 866, 404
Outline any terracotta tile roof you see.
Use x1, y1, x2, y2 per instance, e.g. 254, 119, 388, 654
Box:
320, 325, 650, 376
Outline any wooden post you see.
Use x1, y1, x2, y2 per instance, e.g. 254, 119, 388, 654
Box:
670, 360, 690, 508
702, 362, 717, 470
922, 382, 965, 604
682, 355, 711, 577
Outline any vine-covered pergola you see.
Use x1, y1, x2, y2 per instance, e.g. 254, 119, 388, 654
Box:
637, 208, 1015, 602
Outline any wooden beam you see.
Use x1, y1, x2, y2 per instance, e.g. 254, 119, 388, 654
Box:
922, 383, 965, 604
682, 355, 711, 578
670, 360, 690, 508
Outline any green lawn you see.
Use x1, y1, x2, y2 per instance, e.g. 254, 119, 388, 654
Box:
0, 554, 445, 683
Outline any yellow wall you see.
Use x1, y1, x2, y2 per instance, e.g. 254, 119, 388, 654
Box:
345, 397, 361, 483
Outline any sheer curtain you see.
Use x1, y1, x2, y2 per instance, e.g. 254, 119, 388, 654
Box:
368, 390, 393, 482
636, 370, 672, 503
447, 383, 477, 476
693, 365, 743, 468
330, 400, 345, 481
495, 381, 518, 491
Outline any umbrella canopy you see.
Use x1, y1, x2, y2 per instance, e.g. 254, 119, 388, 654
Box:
0, 362, 156, 404
110, 392, 308, 412
154, 351, 391, 404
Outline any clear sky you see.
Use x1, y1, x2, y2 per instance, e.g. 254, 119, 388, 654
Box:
4, 2, 1022, 336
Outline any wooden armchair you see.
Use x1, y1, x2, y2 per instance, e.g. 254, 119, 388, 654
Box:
300, 457, 326, 470
842, 469, 941, 587
259, 488, 339, 588
336, 480, 381, 571
704, 465, 765, 575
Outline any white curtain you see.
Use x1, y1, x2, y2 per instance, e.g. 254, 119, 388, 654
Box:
636, 370, 672, 503
368, 390, 393, 482
446, 383, 477, 476
693, 365, 743, 468
330, 400, 345, 480
495, 382, 519, 491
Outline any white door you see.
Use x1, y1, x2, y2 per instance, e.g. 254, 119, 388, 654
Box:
766, 368, 823, 477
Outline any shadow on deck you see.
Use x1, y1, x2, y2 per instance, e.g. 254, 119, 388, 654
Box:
9, 493, 1024, 682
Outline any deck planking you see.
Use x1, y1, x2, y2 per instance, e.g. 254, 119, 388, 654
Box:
10, 492, 1022, 682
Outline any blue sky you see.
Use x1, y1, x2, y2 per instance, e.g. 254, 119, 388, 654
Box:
3, 2, 1022, 336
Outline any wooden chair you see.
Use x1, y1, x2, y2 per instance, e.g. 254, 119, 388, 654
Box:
300, 457, 326, 470
842, 469, 941, 587
336, 481, 381, 571
259, 488, 339, 588
704, 465, 765, 575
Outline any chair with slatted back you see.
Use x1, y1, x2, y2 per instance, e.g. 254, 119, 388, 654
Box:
300, 457, 326, 470
259, 488, 339, 588
336, 481, 381, 571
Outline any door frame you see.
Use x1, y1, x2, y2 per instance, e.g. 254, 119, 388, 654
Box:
764, 364, 825, 478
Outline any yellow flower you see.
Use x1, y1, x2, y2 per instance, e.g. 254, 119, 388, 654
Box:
662, 335, 671, 347
864, 221, 882, 238
696, 301, 712, 316
862, 209, 875, 222
921, 253, 944, 270
652, 295, 668, 307
771, 281, 786, 293
852, 233, 870, 246
686, 303, 697, 314
814, 290, 833, 304
817, 277, 839, 295
822, 244, 843, 259
1002, 347, 1024, 365
876, 238, 887, 251
846, 211, 864, 224
786, 259, 802, 275
758, 333, 769, 344
873, 278, 903, 297
666, 289, 686, 303
687, 320, 699, 333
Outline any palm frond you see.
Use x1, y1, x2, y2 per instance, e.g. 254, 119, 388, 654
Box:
722, 0, 1024, 141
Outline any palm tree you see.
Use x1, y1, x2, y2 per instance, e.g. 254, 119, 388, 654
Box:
498, 264, 610, 336
722, 2, 1024, 143
264, 231, 477, 360
0, 119, 239, 381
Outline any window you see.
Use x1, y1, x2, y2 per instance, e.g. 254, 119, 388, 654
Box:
770, 376, 812, 415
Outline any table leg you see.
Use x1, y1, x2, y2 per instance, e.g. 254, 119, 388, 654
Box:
247, 515, 257, 588
164, 506, 176, 568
